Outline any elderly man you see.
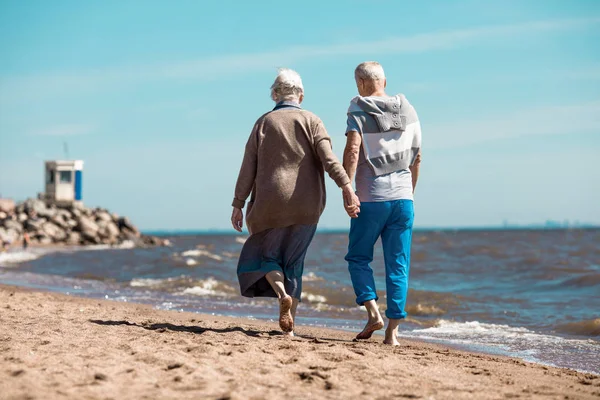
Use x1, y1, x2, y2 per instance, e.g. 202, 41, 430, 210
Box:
342, 61, 422, 345
232, 68, 359, 336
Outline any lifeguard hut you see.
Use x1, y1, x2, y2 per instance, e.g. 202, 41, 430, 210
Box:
44, 160, 84, 205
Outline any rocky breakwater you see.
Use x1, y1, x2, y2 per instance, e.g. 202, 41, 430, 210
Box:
0, 199, 169, 247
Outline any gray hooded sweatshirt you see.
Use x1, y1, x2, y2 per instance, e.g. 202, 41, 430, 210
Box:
346, 94, 422, 202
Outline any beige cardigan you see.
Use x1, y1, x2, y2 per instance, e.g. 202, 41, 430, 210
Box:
232, 107, 350, 234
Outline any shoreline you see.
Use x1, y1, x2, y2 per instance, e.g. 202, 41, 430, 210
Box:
1, 284, 599, 399
1, 245, 599, 375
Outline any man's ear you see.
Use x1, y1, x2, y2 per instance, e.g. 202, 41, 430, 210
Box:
384, 78, 387, 88
299, 93, 304, 104
357, 78, 364, 93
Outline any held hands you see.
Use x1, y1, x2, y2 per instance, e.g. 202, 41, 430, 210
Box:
231, 207, 244, 232
342, 184, 360, 218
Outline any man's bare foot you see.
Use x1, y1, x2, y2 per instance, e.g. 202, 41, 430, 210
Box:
284, 331, 295, 337
355, 319, 384, 340
383, 336, 400, 345
383, 326, 400, 345
279, 295, 294, 333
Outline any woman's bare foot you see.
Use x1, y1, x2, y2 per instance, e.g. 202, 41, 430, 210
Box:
355, 318, 384, 340
279, 295, 294, 333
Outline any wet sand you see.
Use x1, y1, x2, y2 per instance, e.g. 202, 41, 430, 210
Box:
1, 285, 598, 400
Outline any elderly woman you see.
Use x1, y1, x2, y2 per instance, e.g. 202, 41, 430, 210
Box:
231, 68, 359, 336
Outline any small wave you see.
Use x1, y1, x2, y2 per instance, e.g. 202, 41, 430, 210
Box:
180, 249, 223, 261
416, 320, 530, 336
0, 250, 44, 267
406, 303, 446, 317
561, 273, 600, 288
80, 240, 137, 251
303, 272, 323, 282
185, 258, 198, 266
302, 292, 327, 303
555, 319, 600, 337
130, 278, 165, 287
222, 251, 239, 259
181, 277, 234, 297
401, 320, 600, 373
235, 237, 247, 244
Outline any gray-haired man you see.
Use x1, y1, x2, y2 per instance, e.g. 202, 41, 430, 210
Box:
342, 61, 422, 345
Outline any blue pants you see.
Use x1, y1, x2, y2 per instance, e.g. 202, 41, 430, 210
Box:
346, 200, 414, 319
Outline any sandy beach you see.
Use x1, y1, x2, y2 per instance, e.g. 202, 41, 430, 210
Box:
0, 284, 598, 400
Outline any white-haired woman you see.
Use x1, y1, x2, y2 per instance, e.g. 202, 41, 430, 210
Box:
231, 68, 359, 336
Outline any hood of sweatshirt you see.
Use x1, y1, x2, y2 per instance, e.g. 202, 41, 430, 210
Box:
350, 94, 407, 132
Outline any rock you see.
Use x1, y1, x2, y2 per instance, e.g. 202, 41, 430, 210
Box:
5, 228, 20, 243
0, 199, 15, 214
56, 209, 72, 220
0, 211, 6, 220
53, 217, 70, 230
24, 218, 45, 232
71, 208, 82, 218
3, 219, 23, 233
24, 199, 55, 218
76, 216, 99, 236
95, 211, 112, 223
111, 213, 119, 221
142, 236, 163, 246
106, 222, 120, 238
0, 227, 9, 243
117, 217, 139, 235
18, 213, 28, 222
37, 237, 53, 245
42, 222, 67, 242
82, 235, 101, 245
66, 232, 81, 245
98, 220, 119, 241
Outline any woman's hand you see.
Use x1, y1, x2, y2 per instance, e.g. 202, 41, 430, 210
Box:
231, 207, 244, 232
342, 184, 360, 218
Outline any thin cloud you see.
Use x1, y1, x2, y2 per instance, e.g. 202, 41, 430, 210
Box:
427, 101, 600, 150
32, 124, 92, 137
1, 17, 598, 104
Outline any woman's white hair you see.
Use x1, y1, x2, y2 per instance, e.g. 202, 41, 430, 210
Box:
270, 68, 304, 102
355, 61, 386, 81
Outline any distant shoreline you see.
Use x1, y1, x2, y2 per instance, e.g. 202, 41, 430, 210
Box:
143, 225, 600, 236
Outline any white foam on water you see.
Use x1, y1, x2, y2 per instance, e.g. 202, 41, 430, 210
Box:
400, 320, 600, 374
235, 237, 247, 244
180, 277, 232, 297
130, 278, 165, 287
181, 249, 223, 261
0, 251, 42, 267
301, 292, 327, 303
83, 240, 137, 251
185, 258, 198, 266
0, 246, 62, 267
303, 272, 323, 282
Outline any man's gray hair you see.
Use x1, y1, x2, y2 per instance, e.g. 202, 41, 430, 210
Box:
270, 68, 304, 103
355, 61, 386, 81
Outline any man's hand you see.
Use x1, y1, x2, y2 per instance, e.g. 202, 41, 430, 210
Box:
342, 184, 360, 218
231, 207, 244, 232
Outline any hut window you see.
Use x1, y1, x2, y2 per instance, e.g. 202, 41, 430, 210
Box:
59, 171, 72, 183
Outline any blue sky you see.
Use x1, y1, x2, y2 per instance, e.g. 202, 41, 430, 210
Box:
0, 0, 599, 231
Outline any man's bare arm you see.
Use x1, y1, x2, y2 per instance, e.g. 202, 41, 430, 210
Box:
343, 130, 362, 183
409, 151, 421, 193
